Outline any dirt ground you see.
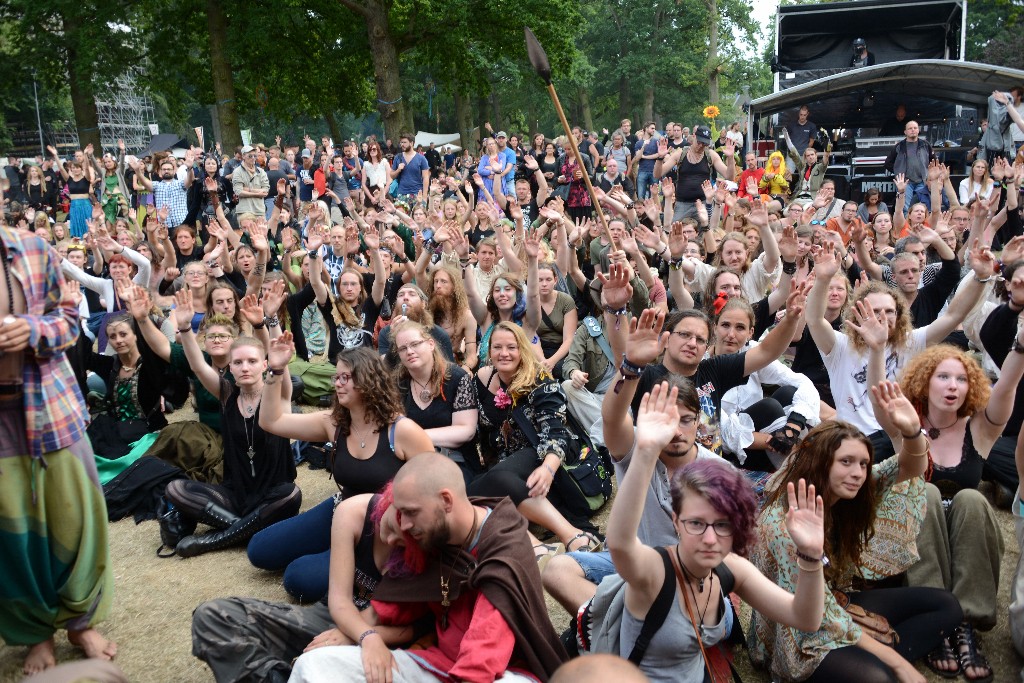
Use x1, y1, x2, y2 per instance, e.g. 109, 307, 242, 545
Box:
2, 406, 1023, 682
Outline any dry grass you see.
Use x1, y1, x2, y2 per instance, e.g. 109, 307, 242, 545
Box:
2, 402, 1023, 682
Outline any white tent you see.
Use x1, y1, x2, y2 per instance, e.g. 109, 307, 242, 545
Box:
414, 131, 462, 151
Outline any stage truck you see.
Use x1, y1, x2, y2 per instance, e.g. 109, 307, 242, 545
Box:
747, 0, 1024, 202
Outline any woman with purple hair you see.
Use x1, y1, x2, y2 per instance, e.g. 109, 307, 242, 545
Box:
603, 381, 826, 681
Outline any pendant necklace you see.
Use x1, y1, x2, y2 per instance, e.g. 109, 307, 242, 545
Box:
675, 545, 714, 638
243, 413, 256, 477
239, 391, 261, 417
925, 413, 958, 440
351, 422, 375, 449
439, 508, 480, 630
412, 377, 432, 403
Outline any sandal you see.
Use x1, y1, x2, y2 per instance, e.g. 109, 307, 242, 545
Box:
566, 531, 604, 553
954, 623, 994, 683
533, 542, 563, 573
924, 636, 960, 679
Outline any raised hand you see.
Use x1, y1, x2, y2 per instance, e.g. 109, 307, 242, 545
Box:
661, 178, 675, 199
894, 173, 907, 194
261, 280, 287, 316
714, 180, 729, 205
632, 222, 662, 251
778, 225, 798, 262
204, 176, 218, 193
523, 231, 542, 260
747, 198, 769, 227
60, 279, 83, 306
695, 199, 709, 226
784, 479, 825, 558
668, 221, 687, 258
362, 224, 381, 251
811, 242, 840, 280
267, 331, 296, 371
1001, 235, 1024, 264
173, 288, 195, 330
870, 380, 921, 438
845, 299, 889, 350
968, 238, 996, 280
635, 382, 682, 455
239, 293, 265, 326
624, 308, 668, 366
597, 262, 634, 311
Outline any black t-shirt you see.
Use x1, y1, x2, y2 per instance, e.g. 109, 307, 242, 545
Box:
398, 367, 476, 454
266, 169, 288, 198
909, 257, 961, 328
632, 352, 748, 454
503, 199, 538, 227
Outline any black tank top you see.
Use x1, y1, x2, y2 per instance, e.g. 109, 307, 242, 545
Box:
675, 152, 711, 202
66, 177, 90, 195
931, 418, 984, 501
331, 418, 404, 499
350, 493, 384, 610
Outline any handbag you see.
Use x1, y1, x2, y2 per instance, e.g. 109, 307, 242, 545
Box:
832, 590, 899, 647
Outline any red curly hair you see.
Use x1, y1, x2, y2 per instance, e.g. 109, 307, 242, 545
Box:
899, 344, 991, 419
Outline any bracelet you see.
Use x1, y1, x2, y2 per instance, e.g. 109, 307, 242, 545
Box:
603, 304, 628, 316
781, 260, 797, 275
657, 244, 668, 257
797, 558, 823, 572
543, 463, 556, 478
269, 368, 285, 375
265, 315, 280, 328
178, 326, 192, 334
252, 320, 266, 330
901, 428, 926, 440
667, 256, 685, 270
358, 628, 378, 645
903, 447, 930, 458
307, 250, 319, 258
795, 550, 829, 567
973, 273, 994, 283
620, 355, 646, 377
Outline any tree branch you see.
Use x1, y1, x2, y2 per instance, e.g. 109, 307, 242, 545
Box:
338, 0, 368, 18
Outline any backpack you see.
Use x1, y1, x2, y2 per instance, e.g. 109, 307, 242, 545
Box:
579, 547, 736, 666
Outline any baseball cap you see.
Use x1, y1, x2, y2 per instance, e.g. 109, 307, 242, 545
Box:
241, 145, 255, 155
496, 131, 507, 138
694, 126, 712, 145
300, 149, 312, 158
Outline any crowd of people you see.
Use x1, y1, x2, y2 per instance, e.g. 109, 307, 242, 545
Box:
2, 100, 1024, 683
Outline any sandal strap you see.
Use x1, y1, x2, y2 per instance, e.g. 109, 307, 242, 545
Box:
955, 624, 992, 671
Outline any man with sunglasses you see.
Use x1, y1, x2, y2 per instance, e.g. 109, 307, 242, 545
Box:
233, 145, 270, 223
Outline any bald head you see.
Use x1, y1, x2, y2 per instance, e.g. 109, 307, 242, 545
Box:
394, 452, 467, 499
550, 654, 650, 683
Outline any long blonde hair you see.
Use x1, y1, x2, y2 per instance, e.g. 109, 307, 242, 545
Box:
490, 321, 546, 400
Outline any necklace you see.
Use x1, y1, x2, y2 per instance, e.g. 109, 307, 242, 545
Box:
239, 390, 262, 417
411, 377, 432, 403
675, 545, 714, 638
242, 413, 257, 477
439, 507, 480, 630
350, 421, 375, 449
925, 413, 959, 440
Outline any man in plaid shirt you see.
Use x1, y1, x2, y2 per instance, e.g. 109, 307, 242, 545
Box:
133, 149, 195, 227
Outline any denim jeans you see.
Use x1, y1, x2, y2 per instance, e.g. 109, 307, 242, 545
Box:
637, 170, 655, 200
903, 181, 929, 215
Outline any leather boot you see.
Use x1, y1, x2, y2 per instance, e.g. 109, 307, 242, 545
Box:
157, 498, 197, 557
175, 507, 266, 558
195, 501, 240, 530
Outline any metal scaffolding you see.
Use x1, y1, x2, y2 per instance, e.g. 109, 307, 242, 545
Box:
43, 71, 158, 154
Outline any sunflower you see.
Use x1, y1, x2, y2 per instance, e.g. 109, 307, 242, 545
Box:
703, 105, 721, 120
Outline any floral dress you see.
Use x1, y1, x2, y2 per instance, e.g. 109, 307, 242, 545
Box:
560, 158, 591, 210
747, 456, 911, 681
475, 372, 570, 466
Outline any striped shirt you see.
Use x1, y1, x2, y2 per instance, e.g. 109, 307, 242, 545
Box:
1, 227, 88, 458
153, 178, 189, 226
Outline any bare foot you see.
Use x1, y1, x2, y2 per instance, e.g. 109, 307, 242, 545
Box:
68, 628, 118, 660
23, 638, 56, 676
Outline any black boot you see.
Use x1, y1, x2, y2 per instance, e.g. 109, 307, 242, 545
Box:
175, 507, 266, 558
195, 501, 240, 530
157, 497, 197, 557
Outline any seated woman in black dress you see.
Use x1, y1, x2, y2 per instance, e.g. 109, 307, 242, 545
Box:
391, 320, 479, 484
164, 290, 302, 558
471, 321, 602, 554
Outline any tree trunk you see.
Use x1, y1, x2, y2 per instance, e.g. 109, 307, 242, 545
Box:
706, 0, 720, 105
206, 0, 242, 151
65, 44, 101, 152
579, 87, 594, 132
491, 91, 501, 132
364, 0, 410, 141
324, 111, 342, 143
454, 90, 473, 150
476, 94, 489, 146
618, 75, 630, 123
643, 87, 655, 124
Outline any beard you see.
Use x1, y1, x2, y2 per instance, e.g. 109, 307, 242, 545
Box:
413, 507, 452, 553
429, 294, 458, 326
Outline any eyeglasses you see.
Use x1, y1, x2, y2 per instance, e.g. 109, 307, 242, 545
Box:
678, 519, 734, 537
333, 372, 353, 385
671, 330, 709, 346
809, 220, 827, 226
205, 333, 233, 341
397, 339, 429, 355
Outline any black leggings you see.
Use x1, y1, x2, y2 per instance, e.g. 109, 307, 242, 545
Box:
165, 479, 302, 525
737, 385, 797, 473
805, 587, 962, 683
